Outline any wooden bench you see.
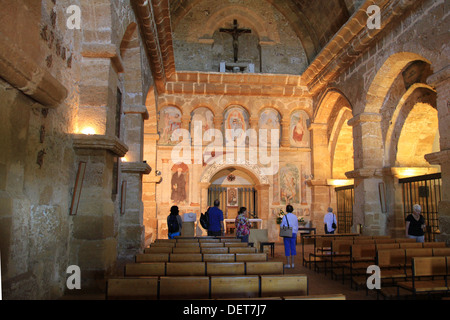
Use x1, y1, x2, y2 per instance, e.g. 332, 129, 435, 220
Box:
246, 262, 284, 275
172, 247, 201, 253
170, 253, 203, 262
210, 276, 260, 299
160, 276, 210, 300
396, 256, 449, 298
236, 253, 267, 262
229, 247, 257, 253
107, 274, 308, 300
107, 277, 158, 300
206, 262, 245, 276
125, 262, 165, 277
203, 253, 235, 262
260, 275, 308, 297
136, 253, 169, 262
166, 262, 205, 276
283, 294, 345, 300
201, 247, 229, 254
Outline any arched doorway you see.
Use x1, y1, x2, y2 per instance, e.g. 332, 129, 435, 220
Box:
199, 161, 273, 238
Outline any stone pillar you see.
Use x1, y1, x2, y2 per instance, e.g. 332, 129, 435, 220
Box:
280, 118, 291, 148
347, 113, 385, 235
142, 133, 160, 244
256, 184, 273, 240
71, 134, 128, 290
308, 123, 332, 230
425, 66, 450, 243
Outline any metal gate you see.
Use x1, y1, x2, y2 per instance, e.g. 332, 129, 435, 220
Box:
335, 185, 354, 234
207, 186, 257, 218
399, 173, 442, 242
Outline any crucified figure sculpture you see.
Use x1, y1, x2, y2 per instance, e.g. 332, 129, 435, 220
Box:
219, 19, 251, 63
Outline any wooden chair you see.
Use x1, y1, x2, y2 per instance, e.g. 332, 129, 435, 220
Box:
396, 256, 448, 298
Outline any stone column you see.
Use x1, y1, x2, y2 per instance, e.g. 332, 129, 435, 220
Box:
142, 133, 160, 244
308, 123, 332, 230
280, 118, 291, 148
425, 66, 450, 243
71, 134, 128, 290
347, 113, 385, 235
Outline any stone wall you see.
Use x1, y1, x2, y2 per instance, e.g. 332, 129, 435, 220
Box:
0, 0, 152, 299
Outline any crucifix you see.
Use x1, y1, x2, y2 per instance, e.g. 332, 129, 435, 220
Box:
219, 19, 251, 63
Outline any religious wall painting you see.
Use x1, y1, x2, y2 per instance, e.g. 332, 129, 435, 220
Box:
280, 164, 300, 205
224, 106, 249, 145
171, 162, 189, 205
290, 110, 310, 148
227, 187, 238, 207
191, 107, 214, 144
259, 108, 281, 146
158, 106, 182, 145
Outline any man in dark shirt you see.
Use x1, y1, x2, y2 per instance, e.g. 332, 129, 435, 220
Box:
207, 199, 224, 236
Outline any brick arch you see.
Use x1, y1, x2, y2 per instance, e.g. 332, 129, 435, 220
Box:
365, 52, 432, 115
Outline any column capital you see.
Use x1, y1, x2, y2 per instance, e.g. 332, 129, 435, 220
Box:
425, 150, 450, 165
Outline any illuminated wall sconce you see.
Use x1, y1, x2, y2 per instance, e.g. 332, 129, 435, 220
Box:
80, 127, 96, 135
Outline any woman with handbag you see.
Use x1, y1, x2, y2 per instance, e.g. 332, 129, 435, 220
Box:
280, 205, 298, 268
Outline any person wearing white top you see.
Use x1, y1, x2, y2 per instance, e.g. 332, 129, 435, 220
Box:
280, 205, 299, 268
324, 207, 337, 234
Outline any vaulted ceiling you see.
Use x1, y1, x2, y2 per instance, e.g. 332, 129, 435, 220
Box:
169, 0, 354, 62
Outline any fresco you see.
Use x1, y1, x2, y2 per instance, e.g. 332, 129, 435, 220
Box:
159, 106, 182, 145
290, 110, 310, 148
280, 164, 300, 204
259, 108, 280, 146
224, 106, 249, 145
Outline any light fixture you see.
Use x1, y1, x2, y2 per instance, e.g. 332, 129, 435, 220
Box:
80, 127, 96, 135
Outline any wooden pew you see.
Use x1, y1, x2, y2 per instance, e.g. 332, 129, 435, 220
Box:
284, 294, 345, 300
207, 262, 245, 276
246, 262, 284, 275
170, 253, 203, 262
136, 253, 169, 262
236, 253, 267, 262
260, 275, 308, 297
203, 253, 235, 262
107, 278, 158, 300
160, 276, 210, 300
210, 276, 260, 299
229, 247, 258, 253
125, 263, 165, 277
201, 247, 229, 254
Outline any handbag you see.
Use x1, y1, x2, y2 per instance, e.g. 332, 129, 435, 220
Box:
332, 214, 337, 230
279, 215, 293, 238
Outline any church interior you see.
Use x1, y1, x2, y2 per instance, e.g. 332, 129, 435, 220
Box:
0, 0, 449, 301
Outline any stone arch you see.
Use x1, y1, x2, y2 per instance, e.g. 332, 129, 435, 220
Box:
385, 83, 437, 168
200, 161, 270, 186
330, 107, 354, 179
365, 52, 432, 114
313, 88, 353, 124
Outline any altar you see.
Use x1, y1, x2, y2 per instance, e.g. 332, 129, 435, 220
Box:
224, 218, 262, 234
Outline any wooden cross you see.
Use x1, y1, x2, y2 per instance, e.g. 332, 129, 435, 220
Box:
219, 19, 251, 63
